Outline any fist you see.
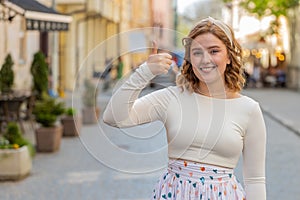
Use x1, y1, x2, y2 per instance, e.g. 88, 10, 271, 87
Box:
146, 41, 173, 76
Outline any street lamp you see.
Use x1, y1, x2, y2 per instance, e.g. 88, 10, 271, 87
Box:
173, 0, 178, 47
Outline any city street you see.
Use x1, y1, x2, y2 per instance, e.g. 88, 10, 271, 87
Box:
0, 88, 300, 200
1, 0, 300, 199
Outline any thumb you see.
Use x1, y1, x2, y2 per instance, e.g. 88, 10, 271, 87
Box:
151, 40, 158, 54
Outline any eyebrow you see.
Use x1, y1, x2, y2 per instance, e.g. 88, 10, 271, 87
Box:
191, 48, 203, 51
207, 45, 221, 49
191, 46, 221, 51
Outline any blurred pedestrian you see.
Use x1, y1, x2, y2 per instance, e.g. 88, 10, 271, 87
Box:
117, 57, 124, 80
249, 60, 261, 88
103, 17, 266, 200
276, 68, 286, 87
101, 58, 113, 90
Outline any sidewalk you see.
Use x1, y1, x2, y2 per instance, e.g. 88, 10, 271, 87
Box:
1, 87, 299, 199
242, 88, 300, 136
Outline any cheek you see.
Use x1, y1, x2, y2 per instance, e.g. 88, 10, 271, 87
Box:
190, 55, 201, 66
192, 65, 203, 80
219, 61, 228, 72
215, 57, 228, 71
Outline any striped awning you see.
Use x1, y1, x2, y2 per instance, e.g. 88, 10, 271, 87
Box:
2, 0, 72, 31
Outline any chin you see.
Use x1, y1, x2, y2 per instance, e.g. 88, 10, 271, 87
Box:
197, 74, 220, 83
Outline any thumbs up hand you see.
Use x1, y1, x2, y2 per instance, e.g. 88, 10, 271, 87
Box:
146, 41, 173, 76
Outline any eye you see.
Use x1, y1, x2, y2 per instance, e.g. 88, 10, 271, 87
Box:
210, 49, 219, 54
193, 51, 203, 56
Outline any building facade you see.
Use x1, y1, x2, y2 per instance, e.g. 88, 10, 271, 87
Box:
0, 0, 72, 93
0, 0, 177, 95
287, 5, 300, 90
56, 0, 176, 92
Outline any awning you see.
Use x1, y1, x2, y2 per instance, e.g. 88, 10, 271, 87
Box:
2, 0, 72, 31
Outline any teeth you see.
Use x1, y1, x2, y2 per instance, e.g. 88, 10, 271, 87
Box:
200, 66, 216, 72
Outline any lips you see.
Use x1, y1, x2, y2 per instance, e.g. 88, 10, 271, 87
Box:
199, 65, 217, 72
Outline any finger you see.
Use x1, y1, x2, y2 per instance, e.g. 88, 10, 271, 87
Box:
151, 40, 158, 54
163, 59, 173, 66
160, 52, 172, 59
162, 68, 169, 74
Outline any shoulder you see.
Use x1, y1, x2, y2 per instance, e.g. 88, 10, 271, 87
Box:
239, 95, 263, 115
239, 95, 259, 106
148, 86, 182, 98
166, 85, 182, 94
165, 85, 193, 98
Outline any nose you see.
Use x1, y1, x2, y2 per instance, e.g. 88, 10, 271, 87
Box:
201, 51, 212, 64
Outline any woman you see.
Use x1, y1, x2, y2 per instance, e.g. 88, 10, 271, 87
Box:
103, 17, 266, 200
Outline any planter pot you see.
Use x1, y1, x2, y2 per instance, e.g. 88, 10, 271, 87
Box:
61, 115, 82, 136
35, 125, 63, 152
0, 146, 32, 181
82, 106, 100, 124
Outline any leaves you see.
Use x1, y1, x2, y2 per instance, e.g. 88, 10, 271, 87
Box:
65, 107, 76, 116
223, 0, 299, 36
30, 51, 48, 99
224, 0, 299, 18
1, 122, 35, 157
33, 96, 65, 127
0, 54, 14, 93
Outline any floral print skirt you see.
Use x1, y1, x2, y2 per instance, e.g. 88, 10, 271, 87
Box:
151, 159, 245, 200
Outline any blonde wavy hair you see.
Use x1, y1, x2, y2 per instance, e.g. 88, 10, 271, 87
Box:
176, 19, 245, 93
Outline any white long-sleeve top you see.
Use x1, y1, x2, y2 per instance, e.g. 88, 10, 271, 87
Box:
103, 63, 266, 200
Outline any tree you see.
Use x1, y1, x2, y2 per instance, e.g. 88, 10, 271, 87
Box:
30, 51, 49, 99
0, 53, 14, 93
224, 0, 300, 88
223, 0, 299, 35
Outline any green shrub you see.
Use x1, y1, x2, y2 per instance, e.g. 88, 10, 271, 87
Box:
65, 107, 76, 116
33, 96, 65, 127
1, 122, 35, 157
30, 51, 48, 99
0, 53, 14, 93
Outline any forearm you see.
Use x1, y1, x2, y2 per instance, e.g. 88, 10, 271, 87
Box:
244, 181, 266, 200
243, 102, 267, 200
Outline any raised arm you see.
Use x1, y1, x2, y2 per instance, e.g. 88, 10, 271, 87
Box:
243, 102, 267, 200
103, 42, 173, 127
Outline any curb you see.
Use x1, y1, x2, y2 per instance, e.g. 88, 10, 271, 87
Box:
261, 107, 300, 137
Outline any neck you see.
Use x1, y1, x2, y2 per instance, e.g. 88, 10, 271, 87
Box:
196, 81, 229, 98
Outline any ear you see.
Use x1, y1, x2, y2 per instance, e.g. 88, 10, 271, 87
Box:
227, 56, 231, 65
226, 58, 231, 65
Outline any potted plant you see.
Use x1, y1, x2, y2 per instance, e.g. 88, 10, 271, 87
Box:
61, 107, 82, 136
0, 53, 14, 94
0, 122, 35, 180
32, 95, 65, 152
30, 51, 48, 100
82, 79, 100, 124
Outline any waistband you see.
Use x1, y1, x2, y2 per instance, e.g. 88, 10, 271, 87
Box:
168, 159, 234, 183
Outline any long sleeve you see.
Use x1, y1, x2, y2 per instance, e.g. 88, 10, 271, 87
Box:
103, 63, 171, 127
243, 102, 267, 200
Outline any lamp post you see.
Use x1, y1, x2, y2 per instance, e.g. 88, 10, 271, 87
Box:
51, 0, 60, 97
173, 0, 178, 47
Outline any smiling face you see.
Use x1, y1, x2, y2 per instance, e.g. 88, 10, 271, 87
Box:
190, 33, 230, 85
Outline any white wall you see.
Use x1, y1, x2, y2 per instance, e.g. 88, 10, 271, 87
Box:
0, 14, 40, 91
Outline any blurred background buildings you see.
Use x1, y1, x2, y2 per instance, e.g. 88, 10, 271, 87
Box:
0, 0, 300, 96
